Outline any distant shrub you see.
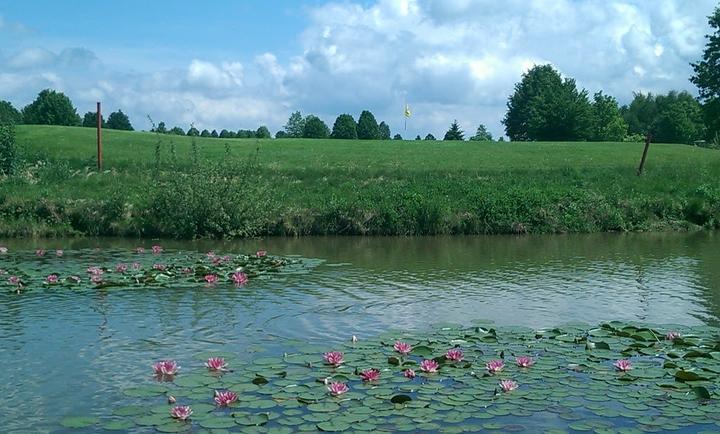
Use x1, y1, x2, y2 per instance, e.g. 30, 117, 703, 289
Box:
0, 123, 17, 176
623, 133, 645, 143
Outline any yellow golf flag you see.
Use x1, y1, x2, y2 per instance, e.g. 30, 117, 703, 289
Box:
404, 104, 411, 118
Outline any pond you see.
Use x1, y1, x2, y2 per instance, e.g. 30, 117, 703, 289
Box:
1, 233, 719, 433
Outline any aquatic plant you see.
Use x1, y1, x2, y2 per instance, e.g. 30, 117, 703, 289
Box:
204, 274, 219, 285
486, 359, 505, 373
152, 245, 163, 254
359, 368, 380, 382
55, 249, 63, 257
205, 357, 228, 371
403, 368, 416, 378
169, 405, 192, 421
256, 250, 267, 257
213, 390, 238, 406
115, 264, 128, 273
323, 351, 344, 366
446, 348, 464, 361
420, 359, 439, 373
666, 331, 681, 340
613, 359, 632, 372
35, 249, 46, 257
327, 382, 349, 396
231, 271, 248, 286
516, 356, 534, 367
499, 379, 518, 392
393, 341, 412, 355
46, 274, 59, 284
153, 360, 179, 376
0, 246, 7, 254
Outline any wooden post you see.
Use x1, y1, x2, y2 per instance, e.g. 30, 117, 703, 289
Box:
637, 134, 651, 176
96, 102, 102, 171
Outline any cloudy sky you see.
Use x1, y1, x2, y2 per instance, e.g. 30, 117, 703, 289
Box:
0, 0, 716, 138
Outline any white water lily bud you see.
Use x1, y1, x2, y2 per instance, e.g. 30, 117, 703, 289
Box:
351, 335, 358, 342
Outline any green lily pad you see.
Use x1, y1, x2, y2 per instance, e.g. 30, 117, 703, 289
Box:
60, 416, 100, 428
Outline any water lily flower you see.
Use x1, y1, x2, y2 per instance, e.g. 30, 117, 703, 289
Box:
181, 267, 193, 274
256, 250, 267, 258
91, 275, 103, 284
420, 359, 440, 373
153, 360, 179, 376
153, 264, 166, 271
212, 257, 222, 265
394, 341, 412, 355
516, 356, 534, 368
404, 369, 416, 379
222, 255, 231, 262
8, 276, 20, 286
87, 266, 103, 276
360, 369, 381, 382
170, 405, 192, 421
499, 379, 518, 392
204, 274, 219, 285
205, 357, 228, 371
55, 249, 64, 257
167, 395, 176, 404
214, 390, 238, 406
152, 245, 163, 254
231, 271, 248, 286
446, 348, 464, 362
351, 335, 358, 343
46, 274, 59, 284
207, 251, 216, 258
0, 246, 7, 254
135, 247, 145, 254
666, 331, 681, 341
323, 351, 344, 366
614, 359, 632, 372
68, 276, 81, 283
36, 249, 46, 257
115, 264, 128, 273
486, 360, 505, 374
327, 382, 349, 396
132, 262, 141, 270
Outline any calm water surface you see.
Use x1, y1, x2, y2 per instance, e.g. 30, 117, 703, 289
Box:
1, 233, 719, 432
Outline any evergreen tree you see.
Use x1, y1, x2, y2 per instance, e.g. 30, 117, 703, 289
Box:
186, 126, 200, 136
211, 129, 219, 138
424, 133, 436, 140
200, 129, 211, 137
443, 120, 465, 141
378, 121, 391, 140
691, 5, 720, 139
357, 110, 379, 139
469, 124, 493, 141
331, 114, 358, 139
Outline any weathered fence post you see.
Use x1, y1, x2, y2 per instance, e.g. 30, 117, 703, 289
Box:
97, 101, 103, 171
637, 134, 651, 176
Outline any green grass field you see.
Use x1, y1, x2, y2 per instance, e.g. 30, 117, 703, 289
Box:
2, 125, 719, 238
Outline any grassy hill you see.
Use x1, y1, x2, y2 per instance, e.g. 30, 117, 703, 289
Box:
2, 124, 719, 238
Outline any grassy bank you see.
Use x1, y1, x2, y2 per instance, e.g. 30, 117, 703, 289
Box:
1, 125, 719, 238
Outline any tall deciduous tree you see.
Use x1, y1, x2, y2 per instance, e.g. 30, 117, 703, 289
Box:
22, 89, 81, 126
302, 115, 330, 138
331, 114, 358, 139
691, 5, 720, 139
106, 110, 133, 130
357, 110, 379, 139
590, 92, 627, 141
155, 121, 167, 134
82, 111, 105, 128
284, 111, 305, 138
378, 121, 391, 140
256, 126, 271, 138
0, 100, 22, 124
503, 65, 592, 141
622, 91, 705, 143
444, 120, 465, 141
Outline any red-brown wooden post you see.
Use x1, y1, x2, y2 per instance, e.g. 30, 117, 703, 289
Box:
97, 101, 103, 171
637, 134, 651, 176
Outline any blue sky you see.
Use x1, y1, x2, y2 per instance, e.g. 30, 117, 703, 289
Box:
0, 0, 716, 138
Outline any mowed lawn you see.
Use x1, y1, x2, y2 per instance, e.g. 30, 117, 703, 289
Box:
3, 125, 720, 238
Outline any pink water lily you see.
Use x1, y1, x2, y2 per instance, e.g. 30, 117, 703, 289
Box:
181, 267, 193, 274
135, 247, 145, 254
8, 276, 20, 285
170, 405, 192, 421
115, 264, 128, 273
256, 250, 267, 258
205, 357, 228, 371
132, 262, 141, 270
323, 351, 344, 366
666, 331, 681, 341
420, 359, 440, 373
214, 390, 238, 406
446, 348, 464, 362
91, 275, 103, 284
232, 271, 248, 286
360, 368, 381, 382
404, 369, 416, 379
207, 251, 216, 258
393, 341, 412, 355
153, 264, 166, 271
614, 359, 632, 372
152, 245, 163, 254
55, 249, 64, 257
499, 379, 519, 392
35, 249, 46, 257
46, 274, 59, 284
516, 356, 534, 368
486, 359, 505, 374
153, 360, 179, 376
327, 382, 349, 396
87, 266, 103, 276
222, 255, 231, 262
204, 274, 219, 284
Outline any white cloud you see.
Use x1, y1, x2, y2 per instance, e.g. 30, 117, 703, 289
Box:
0, 0, 716, 138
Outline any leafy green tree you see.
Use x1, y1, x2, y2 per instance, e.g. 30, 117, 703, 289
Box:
393, 134, 403, 140
0, 100, 22, 124
219, 129, 235, 138
621, 92, 658, 136
691, 5, 720, 139
331, 114, 358, 139
469, 124, 493, 141
211, 129, 219, 138
82, 111, 105, 128
378, 121, 391, 140
200, 129, 211, 137
105, 110, 133, 130
357, 110, 379, 139
302, 115, 330, 138
155, 121, 167, 134
0, 124, 16, 175
284, 111, 305, 138
187, 127, 200, 136
22, 89, 81, 126
424, 133, 436, 140
169, 126, 185, 135
503, 65, 592, 141
256, 126, 271, 138
590, 92, 627, 141
275, 130, 287, 139
444, 120, 465, 140
622, 91, 705, 143
415, 135, 422, 140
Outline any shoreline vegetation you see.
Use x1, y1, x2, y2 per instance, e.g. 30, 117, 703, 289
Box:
1, 125, 719, 239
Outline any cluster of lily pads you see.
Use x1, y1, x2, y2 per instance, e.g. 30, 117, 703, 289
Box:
0, 245, 300, 293
64, 321, 720, 433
